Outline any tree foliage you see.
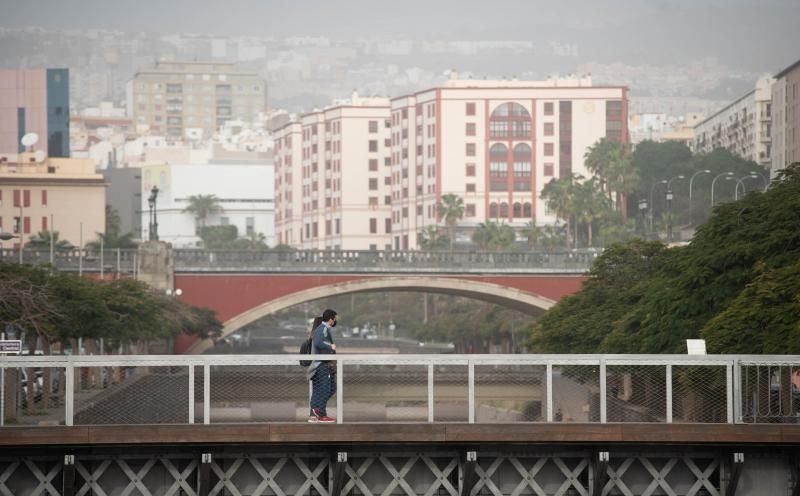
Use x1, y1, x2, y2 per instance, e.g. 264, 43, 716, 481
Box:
437, 193, 464, 251
528, 163, 800, 354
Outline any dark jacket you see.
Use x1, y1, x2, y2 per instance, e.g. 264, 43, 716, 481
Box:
306, 322, 335, 379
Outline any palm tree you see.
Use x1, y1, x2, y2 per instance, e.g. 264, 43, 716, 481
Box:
572, 177, 611, 247
418, 226, 449, 251
25, 230, 73, 250
472, 221, 516, 251
585, 138, 638, 219
183, 194, 224, 232
540, 176, 576, 248
436, 193, 464, 252
584, 137, 618, 198
88, 205, 137, 249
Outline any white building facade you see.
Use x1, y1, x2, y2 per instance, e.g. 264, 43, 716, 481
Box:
140, 162, 274, 247
389, 77, 628, 249
694, 76, 774, 168
771, 59, 800, 179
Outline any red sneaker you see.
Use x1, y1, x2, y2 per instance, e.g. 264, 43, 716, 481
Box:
318, 416, 336, 423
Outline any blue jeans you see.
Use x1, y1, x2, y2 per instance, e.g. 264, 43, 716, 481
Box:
310, 364, 336, 416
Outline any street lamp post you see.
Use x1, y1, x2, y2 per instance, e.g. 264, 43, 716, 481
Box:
688, 169, 712, 227
638, 199, 648, 236
711, 172, 735, 207
666, 175, 686, 242
649, 180, 667, 233
748, 171, 768, 191
735, 175, 760, 200
148, 186, 160, 241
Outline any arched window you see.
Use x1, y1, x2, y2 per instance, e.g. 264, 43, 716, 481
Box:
490, 103, 531, 138
489, 202, 498, 218
523, 202, 532, 218
513, 202, 522, 218
500, 202, 509, 218
489, 143, 508, 176
513, 143, 531, 176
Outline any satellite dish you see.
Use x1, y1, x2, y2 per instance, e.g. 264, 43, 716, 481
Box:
33, 150, 46, 163
21, 132, 39, 148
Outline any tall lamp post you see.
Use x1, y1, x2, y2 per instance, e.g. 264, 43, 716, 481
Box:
649, 180, 667, 233
666, 175, 686, 242
749, 170, 768, 191
711, 172, 735, 207
735, 174, 760, 200
148, 186, 160, 241
688, 169, 711, 227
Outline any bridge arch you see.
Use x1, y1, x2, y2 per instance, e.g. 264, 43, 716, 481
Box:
187, 276, 556, 354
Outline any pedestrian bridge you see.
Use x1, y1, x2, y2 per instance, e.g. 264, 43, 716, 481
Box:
2, 354, 799, 495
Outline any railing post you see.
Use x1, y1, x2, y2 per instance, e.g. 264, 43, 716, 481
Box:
188, 364, 195, 425
65, 362, 74, 426
726, 360, 734, 424
666, 364, 673, 423
203, 364, 210, 425
427, 364, 434, 423
468, 361, 475, 424
599, 358, 607, 424
546, 362, 553, 422
336, 359, 343, 424
733, 359, 742, 424
0, 366, 4, 427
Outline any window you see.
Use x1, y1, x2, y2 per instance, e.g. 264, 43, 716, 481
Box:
402, 207, 408, 218
23, 190, 30, 208
544, 122, 554, 136
13, 190, 20, 207
513, 202, 522, 218
335, 219, 341, 234
369, 140, 378, 152
466, 143, 476, 156
466, 123, 476, 136
489, 202, 498, 218
544, 102, 554, 115
544, 162, 555, 176
466, 183, 476, 193
523, 203, 532, 217
513, 143, 532, 176
369, 159, 378, 171
41, 216, 48, 231
466, 102, 476, 116
466, 163, 476, 177
544, 143, 554, 156
384, 176, 391, 185
370, 218, 377, 234
385, 218, 391, 233
416, 205, 423, 216
489, 144, 508, 176
385, 195, 391, 205
369, 197, 378, 207
369, 178, 378, 190
499, 202, 509, 218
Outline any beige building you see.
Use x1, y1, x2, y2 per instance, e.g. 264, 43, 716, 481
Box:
389, 76, 628, 249
694, 76, 774, 168
0, 154, 105, 249
771, 59, 800, 179
126, 61, 267, 140
274, 96, 392, 249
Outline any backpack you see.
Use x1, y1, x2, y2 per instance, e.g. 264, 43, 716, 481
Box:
299, 337, 312, 366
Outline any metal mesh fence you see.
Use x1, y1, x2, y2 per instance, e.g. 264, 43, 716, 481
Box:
342, 364, 429, 422
739, 364, 800, 423
551, 365, 598, 423
434, 364, 468, 422
74, 365, 190, 425
606, 365, 667, 423
1, 366, 65, 427
474, 365, 546, 422
671, 365, 728, 423
208, 364, 309, 423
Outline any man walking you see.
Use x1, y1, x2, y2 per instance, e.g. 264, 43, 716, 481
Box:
307, 309, 338, 423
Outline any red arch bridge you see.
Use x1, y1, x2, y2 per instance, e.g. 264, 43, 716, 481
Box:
1, 353, 799, 495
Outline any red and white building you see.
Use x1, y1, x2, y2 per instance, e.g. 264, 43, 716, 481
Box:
389, 76, 628, 249
274, 96, 392, 249
274, 77, 627, 251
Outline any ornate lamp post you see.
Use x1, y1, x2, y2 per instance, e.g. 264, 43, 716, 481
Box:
148, 186, 160, 241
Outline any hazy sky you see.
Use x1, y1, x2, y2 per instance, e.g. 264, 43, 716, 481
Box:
1, 0, 798, 71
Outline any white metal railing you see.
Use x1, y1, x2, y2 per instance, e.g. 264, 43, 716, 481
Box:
1, 354, 798, 427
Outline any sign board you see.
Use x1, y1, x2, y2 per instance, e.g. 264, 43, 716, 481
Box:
686, 339, 707, 355
0, 340, 22, 354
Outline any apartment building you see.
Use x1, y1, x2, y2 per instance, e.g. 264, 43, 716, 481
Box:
771, 59, 800, 179
126, 61, 267, 139
275, 97, 392, 250
0, 154, 104, 249
694, 76, 774, 168
0, 69, 70, 157
389, 76, 628, 249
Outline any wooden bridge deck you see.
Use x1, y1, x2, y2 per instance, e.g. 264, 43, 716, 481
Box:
2, 423, 799, 447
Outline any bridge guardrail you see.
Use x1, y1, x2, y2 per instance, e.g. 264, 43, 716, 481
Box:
0, 248, 596, 273
2, 354, 798, 427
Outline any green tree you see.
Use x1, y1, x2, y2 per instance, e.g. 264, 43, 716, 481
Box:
437, 193, 464, 252
540, 176, 575, 248
25, 230, 73, 250
472, 221, 516, 251
89, 206, 137, 249
418, 226, 449, 251
183, 194, 224, 232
